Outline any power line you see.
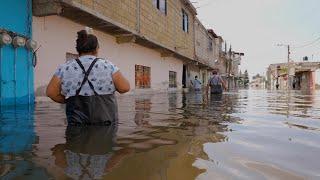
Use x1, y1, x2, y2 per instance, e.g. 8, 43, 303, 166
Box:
292, 36, 320, 49
191, 0, 215, 9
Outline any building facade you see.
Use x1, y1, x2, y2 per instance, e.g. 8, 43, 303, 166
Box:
192, 18, 216, 88
229, 52, 244, 89
0, 0, 244, 106
250, 74, 266, 89
33, 0, 199, 96
267, 62, 319, 90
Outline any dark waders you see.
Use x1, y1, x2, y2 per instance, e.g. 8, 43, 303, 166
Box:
66, 58, 118, 126
211, 84, 223, 94
209, 75, 223, 94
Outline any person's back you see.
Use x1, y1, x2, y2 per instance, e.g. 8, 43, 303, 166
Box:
58, 56, 119, 125
191, 76, 202, 91
47, 30, 130, 126
207, 71, 227, 94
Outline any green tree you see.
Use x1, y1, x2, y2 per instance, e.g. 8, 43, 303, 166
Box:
244, 70, 249, 87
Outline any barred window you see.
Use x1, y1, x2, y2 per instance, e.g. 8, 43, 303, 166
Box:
169, 71, 177, 88
135, 65, 151, 88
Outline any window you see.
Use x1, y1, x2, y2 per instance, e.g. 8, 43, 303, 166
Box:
153, 0, 167, 14
135, 65, 151, 88
169, 71, 177, 88
182, 10, 189, 32
202, 72, 206, 84
208, 39, 213, 51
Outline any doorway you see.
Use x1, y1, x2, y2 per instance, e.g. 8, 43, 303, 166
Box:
182, 65, 186, 88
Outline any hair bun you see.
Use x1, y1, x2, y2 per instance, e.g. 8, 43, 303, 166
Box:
77, 30, 88, 40
76, 29, 98, 54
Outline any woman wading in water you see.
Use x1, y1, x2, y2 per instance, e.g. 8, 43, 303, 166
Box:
46, 29, 130, 125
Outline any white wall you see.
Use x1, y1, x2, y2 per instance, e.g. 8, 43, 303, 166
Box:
316, 70, 320, 85
33, 16, 183, 96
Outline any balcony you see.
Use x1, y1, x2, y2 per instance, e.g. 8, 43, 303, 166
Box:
33, 0, 194, 64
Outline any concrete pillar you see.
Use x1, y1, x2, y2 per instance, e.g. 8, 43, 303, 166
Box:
309, 71, 316, 90
300, 71, 315, 90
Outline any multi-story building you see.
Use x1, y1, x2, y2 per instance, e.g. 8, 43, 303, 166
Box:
192, 18, 216, 87
192, 19, 244, 90
33, 0, 244, 95
229, 51, 244, 89
210, 40, 244, 89
33, 0, 198, 95
0, 0, 244, 106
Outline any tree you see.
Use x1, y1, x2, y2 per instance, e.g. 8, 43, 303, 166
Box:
244, 70, 249, 87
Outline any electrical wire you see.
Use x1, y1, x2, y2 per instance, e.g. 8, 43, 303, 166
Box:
191, 0, 215, 9
292, 36, 320, 49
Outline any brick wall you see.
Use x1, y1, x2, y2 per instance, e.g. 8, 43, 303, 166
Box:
194, 18, 214, 65
69, 0, 195, 59
72, 0, 138, 31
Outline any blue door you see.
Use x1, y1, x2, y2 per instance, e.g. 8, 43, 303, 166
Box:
0, 0, 34, 106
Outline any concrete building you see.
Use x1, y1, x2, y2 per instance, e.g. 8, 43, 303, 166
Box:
192, 18, 216, 88
215, 45, 244, 89
210, 36, 230, 86
33, 0, 198, 96
250, 74, 266, 89
0, 1, 244, 106
267, 62, 320, 90
229, 51, 244, 89
189, 19, 244, 90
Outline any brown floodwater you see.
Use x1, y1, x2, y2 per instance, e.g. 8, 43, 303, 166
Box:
1, 90, 320, 179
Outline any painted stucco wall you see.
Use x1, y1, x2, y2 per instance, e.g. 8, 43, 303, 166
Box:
33, 15, 183, 96
0, 0, 34, 106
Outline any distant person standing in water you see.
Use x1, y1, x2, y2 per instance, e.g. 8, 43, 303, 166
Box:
206, 70, 227, 95
190, 76, 202, 92
46, 29, 130, 126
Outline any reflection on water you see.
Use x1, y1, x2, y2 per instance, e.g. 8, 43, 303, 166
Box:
0, 106, 52, 179
1, 90, 320, 179
52, 125, 118, 179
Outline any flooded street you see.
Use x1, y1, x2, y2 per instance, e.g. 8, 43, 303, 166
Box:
1, 89, 320, 179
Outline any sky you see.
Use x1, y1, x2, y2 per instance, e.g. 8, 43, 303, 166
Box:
192, 0, 320, 78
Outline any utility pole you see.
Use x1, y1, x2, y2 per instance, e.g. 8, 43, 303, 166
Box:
277, 43, 293, 118
287, 45, 290, 91
277, 44, 291, 90
287, 45, 290, 63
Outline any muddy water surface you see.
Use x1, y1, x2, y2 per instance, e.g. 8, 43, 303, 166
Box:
0, 90, 320, 179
